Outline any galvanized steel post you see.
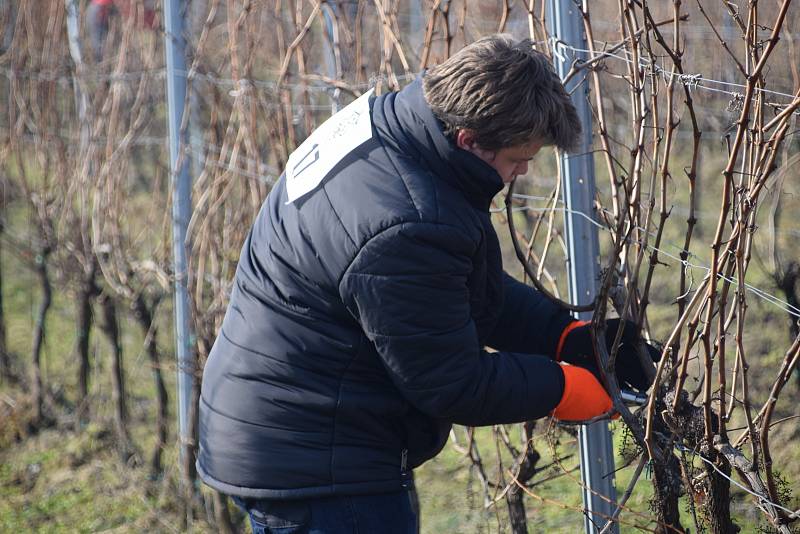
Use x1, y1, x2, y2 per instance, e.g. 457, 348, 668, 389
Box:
546, 1, 619, 532
163, 0, 194, 471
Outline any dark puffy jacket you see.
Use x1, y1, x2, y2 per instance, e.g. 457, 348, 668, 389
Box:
197, 78, 573, 499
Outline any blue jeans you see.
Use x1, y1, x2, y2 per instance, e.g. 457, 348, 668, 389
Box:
232, 488, 419, 534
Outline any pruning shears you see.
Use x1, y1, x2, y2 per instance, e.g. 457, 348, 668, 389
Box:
621, 389, 648, 406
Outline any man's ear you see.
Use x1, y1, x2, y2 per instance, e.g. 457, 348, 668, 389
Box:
455, 129, 479, 151
456, 129, 496, 162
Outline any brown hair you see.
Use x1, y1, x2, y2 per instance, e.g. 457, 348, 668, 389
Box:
422, 34, 581, 151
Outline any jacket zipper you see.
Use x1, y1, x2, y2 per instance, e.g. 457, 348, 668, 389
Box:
400, 448, 410, 488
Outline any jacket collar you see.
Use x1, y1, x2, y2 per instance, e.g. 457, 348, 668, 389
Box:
372, 77, 504, 211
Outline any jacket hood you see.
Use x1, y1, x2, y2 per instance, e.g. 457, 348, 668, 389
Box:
372, 77, 505, 211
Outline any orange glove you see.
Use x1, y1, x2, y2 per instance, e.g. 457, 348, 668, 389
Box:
552, 363, 615, 422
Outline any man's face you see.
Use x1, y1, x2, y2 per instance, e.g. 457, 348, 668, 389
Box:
456, 130, 544, 183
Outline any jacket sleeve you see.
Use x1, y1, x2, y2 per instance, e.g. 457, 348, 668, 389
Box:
485, 273, 574, 358
339, 222, 564, 427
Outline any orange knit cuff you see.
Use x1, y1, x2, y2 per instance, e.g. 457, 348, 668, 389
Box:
555, 320, 590, 361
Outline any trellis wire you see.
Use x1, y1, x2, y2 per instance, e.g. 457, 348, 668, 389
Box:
551, 38, 800, 107
501, 201, 800, 320
674, 443, 800, 519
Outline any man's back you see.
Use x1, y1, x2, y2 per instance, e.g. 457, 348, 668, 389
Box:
197, 79, 504, 499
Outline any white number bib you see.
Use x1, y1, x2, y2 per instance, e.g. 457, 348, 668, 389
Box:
285, 89, 374, 204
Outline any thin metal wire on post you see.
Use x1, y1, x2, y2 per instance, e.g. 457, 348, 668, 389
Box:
546, 1, 619, 532
163, 0, 194, 483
